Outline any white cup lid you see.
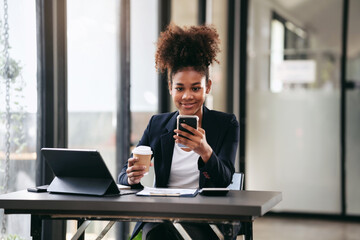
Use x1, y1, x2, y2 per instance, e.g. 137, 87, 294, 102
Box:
132, 145, 152, 155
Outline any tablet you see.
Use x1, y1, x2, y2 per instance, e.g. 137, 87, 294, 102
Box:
42, 148, 120, 196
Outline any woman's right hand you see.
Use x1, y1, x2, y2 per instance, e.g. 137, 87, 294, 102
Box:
126, 157, 148, 185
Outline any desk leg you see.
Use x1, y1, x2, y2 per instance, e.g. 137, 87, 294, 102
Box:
95, 221, 116, 240
244, 222, 253, 240
77, 220, 85, 240
31, 215, 42, 240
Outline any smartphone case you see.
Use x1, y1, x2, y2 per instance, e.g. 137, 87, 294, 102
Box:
176, 115, 199, 148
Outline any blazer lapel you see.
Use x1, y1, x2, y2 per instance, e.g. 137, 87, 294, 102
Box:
202, 106, 220, 150
157, 112, 178, 187
199, 107, 220, 188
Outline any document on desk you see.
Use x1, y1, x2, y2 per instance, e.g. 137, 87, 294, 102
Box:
136, 187, 198, 197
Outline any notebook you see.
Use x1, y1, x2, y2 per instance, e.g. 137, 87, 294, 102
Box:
41, 148, 120, 196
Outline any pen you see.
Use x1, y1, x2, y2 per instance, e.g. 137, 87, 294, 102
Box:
149, 193, 181, 196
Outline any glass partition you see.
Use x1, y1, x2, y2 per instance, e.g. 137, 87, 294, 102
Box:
247, 0, 342, 213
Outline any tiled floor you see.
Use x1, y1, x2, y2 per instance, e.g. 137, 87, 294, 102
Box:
237, 216, 360, 240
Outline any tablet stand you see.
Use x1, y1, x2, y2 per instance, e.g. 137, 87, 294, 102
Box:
48, 176, 120, 196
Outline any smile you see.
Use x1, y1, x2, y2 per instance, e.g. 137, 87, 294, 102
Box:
181, 102, 196, 108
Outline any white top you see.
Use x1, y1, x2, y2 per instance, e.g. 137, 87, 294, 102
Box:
168, 144, 200, 188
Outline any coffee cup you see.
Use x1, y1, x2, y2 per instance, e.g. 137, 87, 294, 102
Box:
132, 146, 153, 175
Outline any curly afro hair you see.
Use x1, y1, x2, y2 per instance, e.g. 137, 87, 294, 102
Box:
155, 23, 220, 82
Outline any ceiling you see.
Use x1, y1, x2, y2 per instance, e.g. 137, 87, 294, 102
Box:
271, 0, 360, 57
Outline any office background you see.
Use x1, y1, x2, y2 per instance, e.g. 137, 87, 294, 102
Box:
0, 0, 359, 239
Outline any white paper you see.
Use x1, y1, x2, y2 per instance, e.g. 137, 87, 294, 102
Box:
136, 187, 198, 197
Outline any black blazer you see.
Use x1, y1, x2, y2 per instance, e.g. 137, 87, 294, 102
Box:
118, 106, 240, 239
118, 106, 239, 189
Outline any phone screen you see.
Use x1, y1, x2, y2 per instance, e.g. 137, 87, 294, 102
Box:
177, 115, 198, 148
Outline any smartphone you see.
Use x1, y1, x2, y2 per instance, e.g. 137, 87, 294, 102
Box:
27, 185, 48, 193
176, 115, 199, 148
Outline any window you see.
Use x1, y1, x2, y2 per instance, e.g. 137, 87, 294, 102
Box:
67, 0, 120, 238
0, 0, 37, 238
129, 0, 158, 188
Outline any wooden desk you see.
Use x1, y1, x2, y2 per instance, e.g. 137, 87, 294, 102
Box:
0, 190, 282, 240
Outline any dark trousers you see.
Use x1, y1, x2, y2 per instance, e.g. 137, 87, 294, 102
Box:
143, 222, 219, 240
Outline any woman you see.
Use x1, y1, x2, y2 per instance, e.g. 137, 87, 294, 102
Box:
118, 23, 239, 240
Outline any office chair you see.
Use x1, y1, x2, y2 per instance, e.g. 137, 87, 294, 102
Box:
228, 172, 245, 191
209, 172, 245, 240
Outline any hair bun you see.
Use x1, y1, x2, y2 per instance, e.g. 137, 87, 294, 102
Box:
155, 23, 220, 76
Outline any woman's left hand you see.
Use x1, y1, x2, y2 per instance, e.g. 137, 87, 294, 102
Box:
174, 124, 213, 163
